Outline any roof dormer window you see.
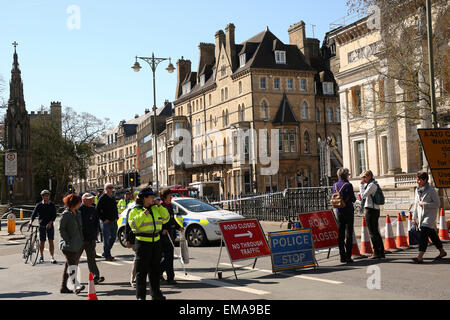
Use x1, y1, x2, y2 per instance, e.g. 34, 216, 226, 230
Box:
275, 50, 286, 64
200, 74, 205, 87
239, 53, 246, 68
182, 82, 191, 95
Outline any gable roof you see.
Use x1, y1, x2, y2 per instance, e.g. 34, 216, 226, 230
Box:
273, 93, 299, 124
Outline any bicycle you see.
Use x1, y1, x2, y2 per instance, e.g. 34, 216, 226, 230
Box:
22, 224, 40, 266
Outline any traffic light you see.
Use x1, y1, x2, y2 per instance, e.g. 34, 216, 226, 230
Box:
129, 172, 135, 187
136, 172, 140, 187
67, 184, 74, 193
123, 173, 129, 188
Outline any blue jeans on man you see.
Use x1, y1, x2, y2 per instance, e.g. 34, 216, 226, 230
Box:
101, 220, 118, 259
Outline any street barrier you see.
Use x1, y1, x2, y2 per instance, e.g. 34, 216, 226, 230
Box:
215, 219, 271, 279
297, 210, 339, 250
268, 229, 316, 272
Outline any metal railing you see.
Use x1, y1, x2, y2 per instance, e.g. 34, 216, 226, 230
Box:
201, 187, 333, 222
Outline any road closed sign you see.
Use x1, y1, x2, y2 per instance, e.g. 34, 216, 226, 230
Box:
268, 229, 316, 272
5, 152, 17, 176
298, 210, 339, 250
219, 219, 271, 262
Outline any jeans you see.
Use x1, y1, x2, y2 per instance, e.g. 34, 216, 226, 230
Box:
364, 208, 385, 256
101, 220, 118, 259
336, 212, 354, 260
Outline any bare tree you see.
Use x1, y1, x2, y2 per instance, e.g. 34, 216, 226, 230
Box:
344, 0, 449, 130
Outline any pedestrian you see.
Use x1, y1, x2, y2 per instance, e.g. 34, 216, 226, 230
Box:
29, 190, 57, 264
128, 187, 170, 300
80, 193, 105, 284
124, 201, 137, 287
359, 170, 385, 259
95, 189, 103, 244
117, 189, 133, 214
411, 171, 447, 263
59, 193, 85, 294
332, 168, 356, 264
160, 188, 184, 283
96, 183, 119, 261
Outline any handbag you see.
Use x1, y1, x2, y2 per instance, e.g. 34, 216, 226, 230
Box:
408, 221, 421, 246
179, 229, 190, 264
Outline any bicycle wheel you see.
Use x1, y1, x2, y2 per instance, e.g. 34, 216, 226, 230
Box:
20, 222, 32, 237
23, 238, 31, 261
30, 236, 40, 266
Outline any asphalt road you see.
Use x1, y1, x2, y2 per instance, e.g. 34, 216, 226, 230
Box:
0, 218, 449, 300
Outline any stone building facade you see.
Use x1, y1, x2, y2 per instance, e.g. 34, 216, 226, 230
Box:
171, 22, 341, 197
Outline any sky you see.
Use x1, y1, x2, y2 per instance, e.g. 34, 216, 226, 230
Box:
0, 0, 352, 127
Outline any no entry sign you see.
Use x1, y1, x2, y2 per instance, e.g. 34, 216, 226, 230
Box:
219, 219, 271, 262
298, 210, 339, 250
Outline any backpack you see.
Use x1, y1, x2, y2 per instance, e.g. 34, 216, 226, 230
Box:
372, 182, 385, 205
330, 183, 348, 209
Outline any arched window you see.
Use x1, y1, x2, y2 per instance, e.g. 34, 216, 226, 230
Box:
302, 102, 309, 119
239, 81, 242, 94
222, 110, 226, 127
225, 109, 229, 126
225, 87, 228, 100
210, 114, 213, 129
315, 108, 320, 122
335, 107, 341, 122
261, 100, 269, 120
238, 104, 242, 121
241, 103, 245, 121
304, 131, 310, 153
327, 108, 334, 123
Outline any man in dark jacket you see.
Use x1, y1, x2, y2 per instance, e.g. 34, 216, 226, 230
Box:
160, 189, 184, 284
29, 190, 57, 264
96, 183, 119, 261
333, 168, 356, 263
80, 193, 104, 284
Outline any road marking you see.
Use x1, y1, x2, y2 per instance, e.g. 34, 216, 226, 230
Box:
175, 272, 270, 295
101, 260, 122, 266
220, 263, 343, 285
122, 260, 134, 264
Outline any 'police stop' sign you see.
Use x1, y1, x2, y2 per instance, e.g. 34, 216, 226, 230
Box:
219, 219, 271, 262
298, 211, 339, 250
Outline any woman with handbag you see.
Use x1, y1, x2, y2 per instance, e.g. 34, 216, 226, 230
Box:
411, 172, 447, 263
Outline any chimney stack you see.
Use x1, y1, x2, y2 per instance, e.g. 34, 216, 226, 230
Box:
215, 30, 225, 65
175, 57, 192, 99
288, 21, 307, 60
197, 43, 215, 82
225, 23, 236, 71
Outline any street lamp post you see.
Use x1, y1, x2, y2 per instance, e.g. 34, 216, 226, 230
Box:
132, 53, 175, 192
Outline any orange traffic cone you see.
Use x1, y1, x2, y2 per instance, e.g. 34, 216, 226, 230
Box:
395, 212, 409, 249
438, 208, 450, 242
360, 217, 373, 255
351, 230, 365, 258
384, 215, 398, 251
87, 272, 98, 300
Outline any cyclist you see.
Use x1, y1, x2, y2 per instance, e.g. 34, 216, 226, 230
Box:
29, 190, 57, 264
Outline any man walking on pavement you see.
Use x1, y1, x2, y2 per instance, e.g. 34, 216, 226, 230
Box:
96, 183, 119, 261
80, 193, 105, 284
29, 190, 57, 264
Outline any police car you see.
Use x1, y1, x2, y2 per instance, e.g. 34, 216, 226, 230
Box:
117, 198, 244, 247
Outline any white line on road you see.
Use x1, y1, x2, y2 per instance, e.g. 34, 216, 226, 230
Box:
100, 260, 122, 266
175, 272, 270, 295
220, 263, 343, 285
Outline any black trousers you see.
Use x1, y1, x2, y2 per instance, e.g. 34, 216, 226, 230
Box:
336, 212, 354, 260
81, 240, 100, 278
160, 234, 175, 281
364, 208, 385, 256
135, 239, 162, 300
61, 250, 82, 289
419, 226, 443, 252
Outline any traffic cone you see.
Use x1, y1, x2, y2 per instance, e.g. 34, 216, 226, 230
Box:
87, 272, 98, 300
384, 215, 398, 251
395, 212, 409, 249
351, 230, 365, 258
20, 209, 23, 220
438, 208, 450, 242
360, 217, 373, 255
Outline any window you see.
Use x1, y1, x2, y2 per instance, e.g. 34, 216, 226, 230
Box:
182, 83, 191, 95
221, 66, 226, 77
200, 74, 205, 86
210, 114, 213, 129
238, 104, 245, 121
287, 79, 293, 91
239, 54, 246, 67
221, 89, 224, 101
225, 87, 228, 100
300, 79, 307, 91
279, 129, 296, 153
302, 102, 309, 120
260, 77, 266, 90
315, 108, 320, 122
355, 140, 366, 175
323, 82, 334, 95
275, 51, 286, 64
352, 86, 362, 116
208, 94, 212, 106
274, 77, 280, 90
239, 81, 242, 94
335, 107, 341, 122
304, 131, 310, 153
261, 100, 269, 120
327, 108, 334, 123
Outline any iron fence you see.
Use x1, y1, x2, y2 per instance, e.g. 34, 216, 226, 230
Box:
204, 187, 333, 222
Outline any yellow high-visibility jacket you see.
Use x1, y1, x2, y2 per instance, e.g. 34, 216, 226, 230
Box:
128, 205, 170, 242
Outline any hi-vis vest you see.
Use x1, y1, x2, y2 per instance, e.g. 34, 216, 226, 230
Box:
118, 199, 131, 213
128, 205, 170, 242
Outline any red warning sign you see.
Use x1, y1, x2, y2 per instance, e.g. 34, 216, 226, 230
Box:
219, 219, 271, 262
298, 211, 339, 250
